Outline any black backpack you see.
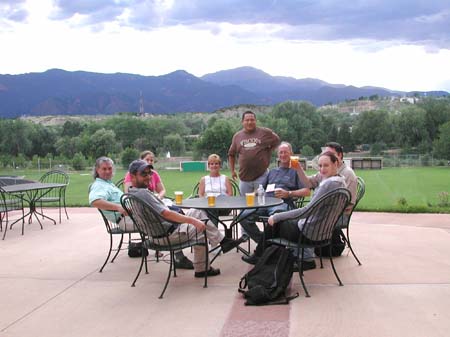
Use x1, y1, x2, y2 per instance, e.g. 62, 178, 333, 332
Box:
238, 245, 299, 305
314, 228, 346, 257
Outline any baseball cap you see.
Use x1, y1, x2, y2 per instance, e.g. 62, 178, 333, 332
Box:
128, 160, 153, 174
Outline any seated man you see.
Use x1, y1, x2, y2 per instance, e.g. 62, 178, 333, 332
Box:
239, 142, 310, 262
127, 160, 244, 277
88, 156, 193, 269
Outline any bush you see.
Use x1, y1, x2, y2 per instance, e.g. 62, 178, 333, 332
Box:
121, 147, 139, 169
72, 152, 86, 171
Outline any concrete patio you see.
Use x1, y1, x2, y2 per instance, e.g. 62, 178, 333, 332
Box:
1, 208, 450, 337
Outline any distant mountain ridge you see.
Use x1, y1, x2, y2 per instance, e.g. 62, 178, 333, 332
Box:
0, 67, 447, 118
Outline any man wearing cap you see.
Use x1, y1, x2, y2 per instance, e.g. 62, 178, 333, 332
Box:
127, 160, 245, 277
88, 156, 195, 269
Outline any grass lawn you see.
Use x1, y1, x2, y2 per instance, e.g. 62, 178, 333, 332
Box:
1, 167, 449, 213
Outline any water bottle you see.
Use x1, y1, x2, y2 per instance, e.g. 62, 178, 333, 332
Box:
257, 184, 265, 205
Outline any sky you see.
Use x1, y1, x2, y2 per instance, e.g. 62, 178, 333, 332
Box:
1, 0, 450, 92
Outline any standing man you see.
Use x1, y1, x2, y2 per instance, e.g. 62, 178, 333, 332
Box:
228, 110, 280, 194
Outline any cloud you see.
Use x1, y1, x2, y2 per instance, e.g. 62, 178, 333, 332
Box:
0, 0, 28, 22
48, 0, 450, 49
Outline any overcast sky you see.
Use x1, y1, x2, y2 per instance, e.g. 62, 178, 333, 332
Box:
1, 0, 450, 92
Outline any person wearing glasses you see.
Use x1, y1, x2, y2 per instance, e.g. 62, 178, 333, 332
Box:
127, 160, 244, 278
123, 150, 166, 198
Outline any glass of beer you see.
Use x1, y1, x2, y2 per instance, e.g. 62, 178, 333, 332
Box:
290, 156, 300, 169
245, 192, 255, 206
174, 191, 183, 205
207, 193, 216, 207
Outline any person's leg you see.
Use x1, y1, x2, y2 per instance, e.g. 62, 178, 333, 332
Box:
276, 220, 314, 261
239, 208, 264, 243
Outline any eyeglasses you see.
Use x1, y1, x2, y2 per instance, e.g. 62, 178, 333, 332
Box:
139, 171, 152, 177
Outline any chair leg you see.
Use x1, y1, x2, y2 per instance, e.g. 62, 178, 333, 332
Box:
204, 237, 208, 289
100, 233, 114, 272
297, 249, 311, 297
345, 228, 362, 265
159, 252, 174, 298
111, 234, 124, 263
329, 255, 343, 286
131, 249, 146, 287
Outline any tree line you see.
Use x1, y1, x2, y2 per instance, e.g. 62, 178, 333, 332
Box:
1, 97, 449, 170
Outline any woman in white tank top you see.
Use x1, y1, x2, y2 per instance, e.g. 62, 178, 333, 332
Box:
199, 154, 232, 197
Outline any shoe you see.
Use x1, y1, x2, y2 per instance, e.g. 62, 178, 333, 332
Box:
194, 267, 221, 278
241, 253, 259, 265
293, 260, 316, 272
174, 256, 194, 269
220, 236, 245, 254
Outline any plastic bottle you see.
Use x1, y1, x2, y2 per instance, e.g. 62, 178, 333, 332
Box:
257, 184, 265, 205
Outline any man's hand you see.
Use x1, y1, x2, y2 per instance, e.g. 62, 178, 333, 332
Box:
274, 188, 288, 199
190, 218, 206, 232
268, 215, 275, 226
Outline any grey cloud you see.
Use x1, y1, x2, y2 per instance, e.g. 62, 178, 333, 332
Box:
49, 0, 450, 48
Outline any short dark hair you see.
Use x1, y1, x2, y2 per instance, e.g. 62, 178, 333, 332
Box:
325, 142, 344, 155
241, 110, 256, 121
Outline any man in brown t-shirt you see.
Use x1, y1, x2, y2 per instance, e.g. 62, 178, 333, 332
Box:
228, 111, 280, 194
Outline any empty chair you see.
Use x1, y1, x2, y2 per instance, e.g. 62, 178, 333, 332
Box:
265, 188, 350, 297
335, 176, 366, 265
1, 187, 25, 239
121, 193, 208, 298
38, 170, 69, 223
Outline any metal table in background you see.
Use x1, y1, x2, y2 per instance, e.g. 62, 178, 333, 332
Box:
2, 182, 66, 239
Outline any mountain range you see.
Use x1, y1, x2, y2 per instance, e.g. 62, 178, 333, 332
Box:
0, 66, 447, 118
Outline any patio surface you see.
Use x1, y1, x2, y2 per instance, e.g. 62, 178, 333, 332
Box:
1, 208, 450, 337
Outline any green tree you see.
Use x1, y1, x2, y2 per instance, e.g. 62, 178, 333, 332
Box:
88, 128, 118, 158
433, 121, 450, 159
352, 110, 394, 146
301, 145, 315, 157
163, 134, 185, 156
72, 152, 87, 170
395, 106, 429, 148
195, 119, 234, 160
121, 147, 140, 169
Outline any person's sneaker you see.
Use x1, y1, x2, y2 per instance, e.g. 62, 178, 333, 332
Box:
194, 267, 221, 278
293, 260, 316, 272
220, 236, 245, 254
174, 256, 194, 269
241, 253, 259, 265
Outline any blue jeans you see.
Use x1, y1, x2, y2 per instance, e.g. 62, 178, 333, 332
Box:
239, 203, 289, 243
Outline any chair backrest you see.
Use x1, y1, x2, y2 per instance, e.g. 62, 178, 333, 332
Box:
355, 176, 366, 207
39, 170, 69, 185
115, 178, 125, 191
121, 193, 176, 241
39, 170, 69, 200
299, 188, 351, 242
189, 182, 200, 198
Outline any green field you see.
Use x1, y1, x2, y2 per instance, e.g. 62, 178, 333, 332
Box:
1, 167, 449, 213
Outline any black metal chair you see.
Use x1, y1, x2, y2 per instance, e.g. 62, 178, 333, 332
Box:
97, 208, 146, 273
335, 176, 366, 265
265, 188, 351, 297
1, 186, 25, 239
38, 170, 69, 223
115, 178, 125, 191
121, 193, 209, 298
